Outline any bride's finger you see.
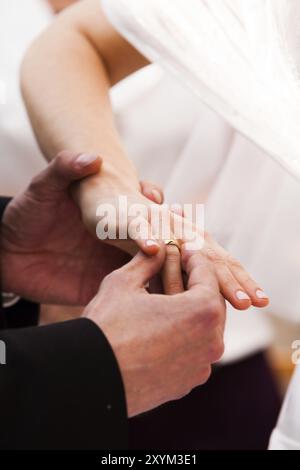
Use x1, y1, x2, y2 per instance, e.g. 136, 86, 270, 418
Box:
161, 244, 184, 295
205, 234, 269, 308
226, 258, 269, 308
208, 253, 252, 310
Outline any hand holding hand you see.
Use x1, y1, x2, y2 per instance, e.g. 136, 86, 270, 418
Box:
84, 245, 226, 417
78, 167, 269, 310
161, 230, 269, 310
0, 151, 163, 306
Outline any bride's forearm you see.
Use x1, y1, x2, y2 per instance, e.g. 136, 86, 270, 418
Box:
21, 30, 136, 186
21, 0, 148, 187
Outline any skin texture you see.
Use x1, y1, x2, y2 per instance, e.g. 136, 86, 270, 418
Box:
21, 0, 269, 309
85, 245, 226, 417
1, 151, 163, 306
1, 151, 226, 416
47, 0, 78, 14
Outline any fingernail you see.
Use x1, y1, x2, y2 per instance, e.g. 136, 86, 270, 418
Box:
256, 289, 269, 300
146, 240, 160, 248
76, 153, 99, 167
152, 189, 162, 204
236, 290, 250, 301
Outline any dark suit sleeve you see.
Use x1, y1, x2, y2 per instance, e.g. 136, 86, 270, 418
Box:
0, 197, 127, 448
0, 318, 128, 449
0, 197, 39, 329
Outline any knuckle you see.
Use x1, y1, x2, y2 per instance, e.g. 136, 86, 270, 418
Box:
240, 274, 255, 286
202, 300, 224, 328
183, 251, 207, 274
185, 297, 224, 331
205, 248, 225, 265
221, 277, 234, 290
207, 338, 225, 363
225, 253, 243, 270
186, 251, 201, 265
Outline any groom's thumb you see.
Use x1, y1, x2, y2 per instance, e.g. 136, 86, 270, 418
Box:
30, 151, 102, 196
116, 245, 166, 290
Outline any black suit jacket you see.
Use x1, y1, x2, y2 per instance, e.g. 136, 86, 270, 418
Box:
0, 197, 127, 449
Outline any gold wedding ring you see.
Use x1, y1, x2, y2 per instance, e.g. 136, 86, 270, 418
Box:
164, 239, 181, 253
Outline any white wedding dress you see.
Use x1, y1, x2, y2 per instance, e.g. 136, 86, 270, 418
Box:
104, 0, 300, 178
102, 0, 300, 450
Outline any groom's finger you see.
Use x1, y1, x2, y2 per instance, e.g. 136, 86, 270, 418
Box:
181, 244, 219, 293
115, 244, 166, 289
162, 245, 184, 295
49, 151, 102, 190
181, 246, 226, 332
29, 150, 102, 196
128, 215, 161, 256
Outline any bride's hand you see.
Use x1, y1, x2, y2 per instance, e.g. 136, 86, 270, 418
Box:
161, 227, 269, 310
74, 161, 164, 256
75, 163, 269, 310
200, 232, 269, 309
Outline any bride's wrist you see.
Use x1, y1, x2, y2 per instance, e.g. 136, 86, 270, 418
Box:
79, 157, 140, 193
72, 157, 141, 233
97, 160, 139, 188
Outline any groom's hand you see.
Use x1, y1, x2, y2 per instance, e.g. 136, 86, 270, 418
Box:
0, 151, 164, 306
85, 245, 226, 417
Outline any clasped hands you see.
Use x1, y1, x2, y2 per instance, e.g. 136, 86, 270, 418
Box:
0, 151, 269, 417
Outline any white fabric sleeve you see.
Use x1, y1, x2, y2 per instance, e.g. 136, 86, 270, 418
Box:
269, 364, 300, 450
101, 0, 300, 180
